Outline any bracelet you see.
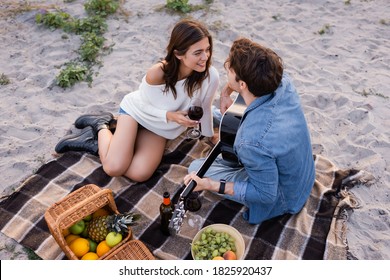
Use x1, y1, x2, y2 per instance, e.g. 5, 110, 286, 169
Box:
218, 179, 226, 194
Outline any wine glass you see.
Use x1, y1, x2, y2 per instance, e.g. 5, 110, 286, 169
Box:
186, 97, 204, 139
185, 191, 202, 212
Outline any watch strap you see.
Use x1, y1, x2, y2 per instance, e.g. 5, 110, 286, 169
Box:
218, 179, 226, 194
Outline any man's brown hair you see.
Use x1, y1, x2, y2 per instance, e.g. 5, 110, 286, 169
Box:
225, 38, 283, 97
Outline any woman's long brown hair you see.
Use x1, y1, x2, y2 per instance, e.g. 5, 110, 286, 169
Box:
162, 19, 213, 99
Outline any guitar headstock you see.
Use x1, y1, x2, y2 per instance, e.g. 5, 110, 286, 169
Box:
168, 179, 198, 235
168, 199, 186, 235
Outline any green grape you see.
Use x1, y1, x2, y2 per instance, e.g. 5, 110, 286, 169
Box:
192, 227, 238, 260
218, 247, 226, 253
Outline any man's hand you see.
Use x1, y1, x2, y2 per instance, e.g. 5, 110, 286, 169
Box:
184, 171, 218, 192
184, 171, 234, 196
220, 84, 234, 114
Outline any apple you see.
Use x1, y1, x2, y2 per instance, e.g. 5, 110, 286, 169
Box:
83, 214, 92, 222
88, 238, 98, 253
80, 222, 89, 238
105, 232, 122, 247
69, 220, 85, 235
223, 250, 237, 260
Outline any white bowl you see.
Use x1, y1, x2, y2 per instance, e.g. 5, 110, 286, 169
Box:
191, 224, 245, 260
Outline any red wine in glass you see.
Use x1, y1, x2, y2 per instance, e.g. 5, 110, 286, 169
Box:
187, 98, 203, 139
188, 106, 203, 121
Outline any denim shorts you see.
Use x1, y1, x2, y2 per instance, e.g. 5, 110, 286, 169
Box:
117, 108, 145, 129
118, 107, 129, 115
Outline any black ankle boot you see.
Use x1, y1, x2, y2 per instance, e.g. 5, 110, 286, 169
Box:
55, 127, 98, 155
74, 112, 114, 134
108, 118, 117, 134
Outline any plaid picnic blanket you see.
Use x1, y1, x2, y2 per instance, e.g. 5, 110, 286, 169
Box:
0, 133, 374, 260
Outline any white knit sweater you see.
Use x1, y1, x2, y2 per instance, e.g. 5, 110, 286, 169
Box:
120, 66, 219, 139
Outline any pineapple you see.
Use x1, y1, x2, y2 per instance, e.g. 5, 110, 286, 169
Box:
87, 211, 141, 243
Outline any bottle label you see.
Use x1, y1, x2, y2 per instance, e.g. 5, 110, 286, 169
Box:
163, 197, 171, 205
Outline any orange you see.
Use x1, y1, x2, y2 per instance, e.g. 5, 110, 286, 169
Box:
69, 237, 90, 258
92, 208, 110, 218
96, 240, 111, 257
62, 228, 70, 237
65, 234, 79, 245
81, 252, 99, 260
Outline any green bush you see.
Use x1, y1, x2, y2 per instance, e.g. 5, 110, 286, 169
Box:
166, 0, 192, 13
0, 73, 11, 85
82, 32, 105, 48
35, 0, 120, 88
84, 0, 119, 17
79, 33, 105, 62
74, 16, 107, 35
56, 63, 88, 88
35, 11, 73, 30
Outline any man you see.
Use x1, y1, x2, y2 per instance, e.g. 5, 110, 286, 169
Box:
184, 38, 315, 224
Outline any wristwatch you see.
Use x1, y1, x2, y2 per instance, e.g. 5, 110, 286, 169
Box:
218, 179, 226, 194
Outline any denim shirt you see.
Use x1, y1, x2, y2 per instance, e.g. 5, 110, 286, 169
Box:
232, 73, 315, 224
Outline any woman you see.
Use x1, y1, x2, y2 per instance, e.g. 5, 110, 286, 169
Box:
55, 19, 219, 182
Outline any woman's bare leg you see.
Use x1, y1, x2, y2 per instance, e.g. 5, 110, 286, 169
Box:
123, 128, 167, 182
98, 114, 138, 177
97, 114, 166, 182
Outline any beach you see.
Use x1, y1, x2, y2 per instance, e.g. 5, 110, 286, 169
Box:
0, 0, 389, 260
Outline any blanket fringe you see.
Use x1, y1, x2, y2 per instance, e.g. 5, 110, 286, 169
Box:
338, 169, 375, 210
341, 169, 375, 189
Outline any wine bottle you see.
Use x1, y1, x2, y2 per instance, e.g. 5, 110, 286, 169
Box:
160, 191, 174, 235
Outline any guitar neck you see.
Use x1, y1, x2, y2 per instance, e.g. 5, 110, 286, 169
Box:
180, 142, 222, 198
168, 142, 222, 235
168, 94, 246, 235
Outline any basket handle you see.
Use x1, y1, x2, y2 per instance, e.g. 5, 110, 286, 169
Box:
56, 188, 118, 229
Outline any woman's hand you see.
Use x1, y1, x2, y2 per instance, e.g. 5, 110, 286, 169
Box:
184, 171, 218, 192
166, 111, 199, 127
220, 84, 234, 114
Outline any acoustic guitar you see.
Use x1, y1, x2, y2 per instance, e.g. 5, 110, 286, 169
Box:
168, 94, 246, 235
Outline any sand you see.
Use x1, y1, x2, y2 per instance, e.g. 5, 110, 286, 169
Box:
0, 0, 389, 260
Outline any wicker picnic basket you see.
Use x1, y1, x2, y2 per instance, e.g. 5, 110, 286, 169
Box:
44, 184, 154, 260
105, 239, 155, 260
